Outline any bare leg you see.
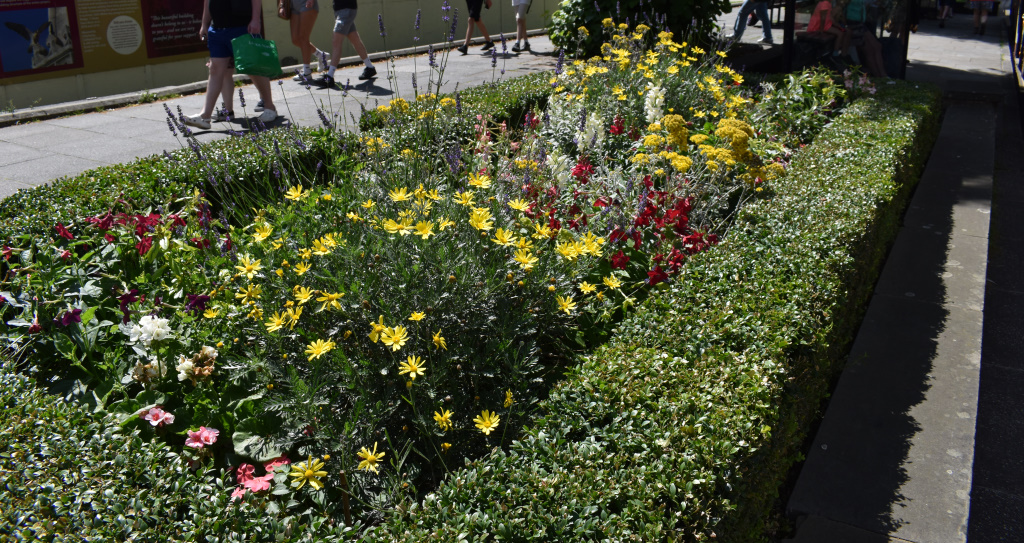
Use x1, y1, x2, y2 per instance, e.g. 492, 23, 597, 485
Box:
463, 19, 475, 47
476, 18, 491, 43
861, 36, 887, 77
516, 16, 527, 42
297, 10, 319, 63
331, 31, 345, 68
220, 67, 234, 112
347, 30, 369, 61
200, 57, 233, 118
251, 75, 276, 112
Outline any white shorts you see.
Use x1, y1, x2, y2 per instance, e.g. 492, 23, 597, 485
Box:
513, 1, 528, 18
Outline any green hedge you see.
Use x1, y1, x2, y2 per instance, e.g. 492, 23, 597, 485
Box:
0, 364, 354, 541
373, 82, 942, 541
0, 128, 349, 243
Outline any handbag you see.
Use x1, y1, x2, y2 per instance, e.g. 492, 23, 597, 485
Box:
231, 34, 282, 78
277, 0, 291, 20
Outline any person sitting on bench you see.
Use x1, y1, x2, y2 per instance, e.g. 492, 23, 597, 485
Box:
807, 0, 850, 58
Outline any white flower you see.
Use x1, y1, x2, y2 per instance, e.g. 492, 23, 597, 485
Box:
546, 150, 573, 186
644, 86, 665, 123
125, 315, 172, 348
176, 355, 194, 382
578, 112, 606, 151
198, 345, 218, 360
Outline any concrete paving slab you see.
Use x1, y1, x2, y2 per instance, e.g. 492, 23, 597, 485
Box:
788, 295, 981, 542
784, 515, 912, 543
873, 228, 987, 311
0, 180, 35, 200
0, 141, 47, 167
0, 154, 107, 187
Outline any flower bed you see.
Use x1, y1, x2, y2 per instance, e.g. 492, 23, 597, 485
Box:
375, 83, 942, 541
0, 17, 909, 541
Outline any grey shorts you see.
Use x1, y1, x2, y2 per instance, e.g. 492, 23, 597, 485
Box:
334, 8, 357, 34
292, 0, 318, 13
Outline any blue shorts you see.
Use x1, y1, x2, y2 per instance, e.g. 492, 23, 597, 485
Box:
207, 25, 247, 58
334, 8, 357, 34
292, 0, 319, 13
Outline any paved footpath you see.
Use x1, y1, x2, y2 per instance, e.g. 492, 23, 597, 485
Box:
786, 10, 1023, 543
0, 34, 557, 200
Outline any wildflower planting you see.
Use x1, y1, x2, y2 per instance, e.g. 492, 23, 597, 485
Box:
0, 9, 939, 541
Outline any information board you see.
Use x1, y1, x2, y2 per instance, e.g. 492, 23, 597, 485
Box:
0, 0, 207, 83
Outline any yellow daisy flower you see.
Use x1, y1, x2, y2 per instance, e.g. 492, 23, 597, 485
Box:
473, 410, 500, 436
368, 315, 386, 343
382, 326, 408, 351
409, 312, 425, 321
253, 224, 273, 243
305, 339, 335, 361
294, 261, 311, 276
399, 355, 426, 380
289, 455, 327, 489
432, 329, 447, 350
357, 442, 385, 473
434, 409, 453, 431
294, 285, 315, 305
235, 255, 263, 280
579, 281, 597, 293
603, 275, 622, 289
507, 198, 530, 212
556, 294, 577, 315
285, 185, 307, 201
265, 311, 287, 332
389, 187, 412, 202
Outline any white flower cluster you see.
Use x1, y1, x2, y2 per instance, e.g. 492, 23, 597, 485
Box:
125, 315, 172, 348
546, 150, 574, 186
645, 86, 665, 123
577, 111, 606, 151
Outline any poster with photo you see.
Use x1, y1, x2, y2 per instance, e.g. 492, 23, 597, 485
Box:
0, 0, 207, 83
0, 0, 81, 78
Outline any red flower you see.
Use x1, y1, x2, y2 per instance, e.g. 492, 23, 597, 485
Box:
136, 236, 153, 255
88, 212, 114, 231
58, 308, 83, 326
190, 237, 210, 249
572, 157, 594, 184
59, 250, 71, 260
104, 233, 116, 244
647, 265, 669, 286
28, 316, 42, 334
610, 250, 630, 270
2, 245, 11, 261
166, 214, 187, 229
54, 223, 73, 240
609, 116, 625, 135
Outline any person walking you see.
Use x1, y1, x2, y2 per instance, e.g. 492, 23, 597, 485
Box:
456, 0, 495, 55
185, 0, 277, 130
970, 0, 993, 34
936, 0, 954, 28
289, 0, 328, 81
726, 0, 774, 45
511, 0, 530, 52
314, 0, 377, 88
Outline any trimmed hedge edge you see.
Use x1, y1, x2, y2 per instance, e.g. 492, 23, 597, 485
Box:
374, 81, 943, 542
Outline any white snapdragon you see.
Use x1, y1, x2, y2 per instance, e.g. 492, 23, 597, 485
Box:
645, 86, 665, 123
546, 150, 573, 186
577, 112, 606, 151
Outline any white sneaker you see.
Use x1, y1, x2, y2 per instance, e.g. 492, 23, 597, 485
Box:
254, 99, 265, 112
257, 109, 277, 123
183, 114, 211, 130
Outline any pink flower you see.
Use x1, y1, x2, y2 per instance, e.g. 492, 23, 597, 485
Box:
264, 456, 291, 472
143, 406, 175, 427
230, 486, 247, 501
236, 463, 255, 484
243, 474, 274, 492
185, 426, 220, 448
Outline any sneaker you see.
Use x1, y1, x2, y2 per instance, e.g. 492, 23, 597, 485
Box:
457, 44, 468, 55
315, 74, 336, 89
481, 41, 495, 51
254, 99, 265, 112
511, 42, 522, 53
183, 114, 211, 130
724, 33, 737, 40
293, 72, 312, 82
358, 66, 377, 80
757, 37, 774, 44
213, 109, 234, 122
257, 109, 277, 123
523, 41, 530, 51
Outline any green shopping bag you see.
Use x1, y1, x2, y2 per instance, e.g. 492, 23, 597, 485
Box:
231, 34, 282, 78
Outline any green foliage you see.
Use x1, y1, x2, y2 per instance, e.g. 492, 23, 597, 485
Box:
374, 81, 943, 541
0, 363, 355, 541
0, 127, 351, 243
358, 71, 553, 133
549, 0, 732, 56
